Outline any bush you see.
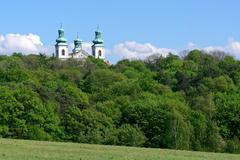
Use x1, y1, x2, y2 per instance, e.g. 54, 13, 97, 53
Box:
117, 124, 145, 147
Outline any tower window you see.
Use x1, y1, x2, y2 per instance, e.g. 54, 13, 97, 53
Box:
98, 50, 102, 57
62, 49, 65, 56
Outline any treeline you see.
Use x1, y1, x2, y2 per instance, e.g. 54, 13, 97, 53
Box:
0, 50, 239, 153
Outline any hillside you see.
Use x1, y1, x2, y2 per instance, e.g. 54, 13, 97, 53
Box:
0, 138, 239, 160
0, 51, 239, 153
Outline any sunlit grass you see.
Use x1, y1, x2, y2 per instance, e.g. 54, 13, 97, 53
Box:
0, 138, 239, 160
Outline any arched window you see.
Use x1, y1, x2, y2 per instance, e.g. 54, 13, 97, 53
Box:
98, 50, 102, 57
62, 49, 65, 56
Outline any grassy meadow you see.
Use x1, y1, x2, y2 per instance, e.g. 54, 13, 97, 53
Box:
0, 138, 239, 160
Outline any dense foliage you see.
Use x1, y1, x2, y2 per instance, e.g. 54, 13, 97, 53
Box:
0, 51, 239, 153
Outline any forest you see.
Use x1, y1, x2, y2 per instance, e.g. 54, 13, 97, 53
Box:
0, 50, 239, 153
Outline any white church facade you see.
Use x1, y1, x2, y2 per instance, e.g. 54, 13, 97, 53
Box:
55, 26, 105, 60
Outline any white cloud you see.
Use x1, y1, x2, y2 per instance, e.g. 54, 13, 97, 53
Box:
187, 42, 199, 50
203, 38, 240, 59
111, 41, 175, 60
0, 33, 53, 55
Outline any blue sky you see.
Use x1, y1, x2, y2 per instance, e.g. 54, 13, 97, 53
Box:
1, 0, 240, 62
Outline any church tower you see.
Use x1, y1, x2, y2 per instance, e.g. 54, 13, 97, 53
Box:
72, 33, 82, 53
92, 26, 105, 59
55, 25, 69, 59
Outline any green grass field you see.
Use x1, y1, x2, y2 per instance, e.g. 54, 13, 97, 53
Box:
0, 138, 239, 160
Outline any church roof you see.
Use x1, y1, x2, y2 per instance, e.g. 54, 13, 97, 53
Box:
69, 50, 89, 57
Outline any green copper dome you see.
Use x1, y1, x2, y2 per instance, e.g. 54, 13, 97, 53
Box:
74, 34, 82, 44
73, 34, 82, 53
56, 26, 67, 45
93, 26, 104, 44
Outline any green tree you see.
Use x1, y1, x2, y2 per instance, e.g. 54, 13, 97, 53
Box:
62, 107, 115, 144
214, 92, 240, 139
56, 84, 89, 112
117, 124, 145, 147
